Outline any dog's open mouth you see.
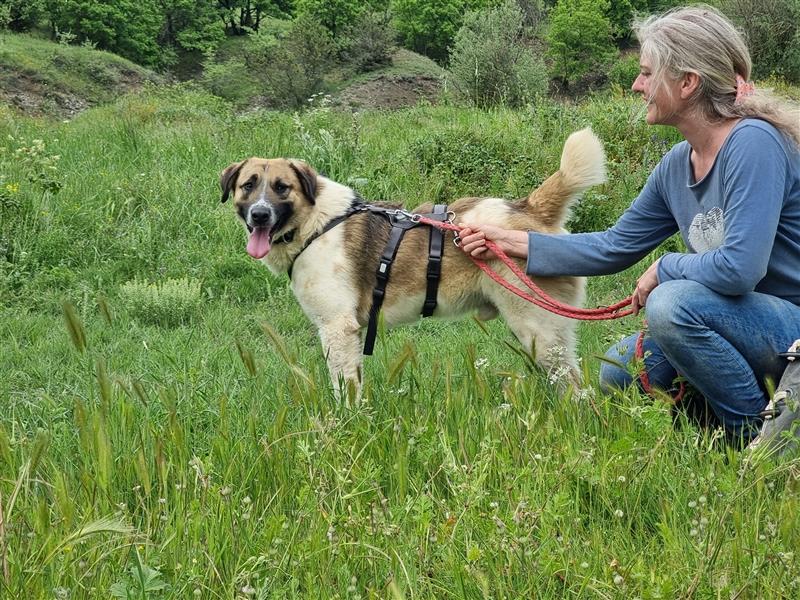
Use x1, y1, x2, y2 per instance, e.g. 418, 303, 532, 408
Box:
247, 226, 272, 259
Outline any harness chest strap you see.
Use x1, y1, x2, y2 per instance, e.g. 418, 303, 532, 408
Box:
286, 204, 367, 279
363, 219, 416, 355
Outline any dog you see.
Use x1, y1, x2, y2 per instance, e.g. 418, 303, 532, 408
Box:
220, 128, 606, 394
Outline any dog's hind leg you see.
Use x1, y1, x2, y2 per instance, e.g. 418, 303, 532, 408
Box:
495, 298, 582, 389
318, 317, 363, 403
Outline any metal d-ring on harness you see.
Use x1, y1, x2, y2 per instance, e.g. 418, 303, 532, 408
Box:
363, 204, 450, 355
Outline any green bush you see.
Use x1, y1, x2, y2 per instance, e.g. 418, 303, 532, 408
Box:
118, 277, 202, 327
339, 11, 396, 73
295, 0, 365, 38
607, 52, 640, 91
200, 55, 253, 103
720, 0, 800, 83
408, 125, 547, 199
449, 0, 548, 107
392, 0, 466, 62
253, 15, 336, 109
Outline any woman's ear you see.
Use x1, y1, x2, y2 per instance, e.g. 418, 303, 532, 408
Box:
680, 72, 701, 99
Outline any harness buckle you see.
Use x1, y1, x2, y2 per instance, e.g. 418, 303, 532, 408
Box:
376, 258, 392, 281
426, 256, 442, 280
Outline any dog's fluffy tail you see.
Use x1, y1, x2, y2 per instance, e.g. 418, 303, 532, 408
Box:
526, 128, 606, 228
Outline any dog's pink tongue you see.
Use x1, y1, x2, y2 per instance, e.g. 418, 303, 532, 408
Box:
247, 227, 271, 259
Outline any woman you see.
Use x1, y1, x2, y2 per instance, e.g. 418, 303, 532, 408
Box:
458, 5, 800, 445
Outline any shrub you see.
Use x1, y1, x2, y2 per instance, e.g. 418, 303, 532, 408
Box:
545, 0, 616, 90
339, 11, 395, 73
720, 0, 800, 83
200, 55, 253, 103
449, 0, 548, 107
408, 126, 541, 199
607, 52, 641, 90
118, 277, 202, 327
253, 15, 336, 109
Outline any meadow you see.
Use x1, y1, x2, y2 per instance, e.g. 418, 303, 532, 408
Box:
1, 85, 799, 599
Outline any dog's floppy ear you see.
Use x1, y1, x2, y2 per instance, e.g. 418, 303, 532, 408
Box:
289, 160, 317, 205
220, 160, 246, 203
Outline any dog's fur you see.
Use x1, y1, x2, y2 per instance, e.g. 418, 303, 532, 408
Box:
220, 128, 606, 392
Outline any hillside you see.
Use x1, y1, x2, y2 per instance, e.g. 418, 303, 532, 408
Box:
0, 33, 448, 118
0, 33, 161, 118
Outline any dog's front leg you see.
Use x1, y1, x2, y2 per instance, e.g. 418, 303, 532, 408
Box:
318, 318, 363, 403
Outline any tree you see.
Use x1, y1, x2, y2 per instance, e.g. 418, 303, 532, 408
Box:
158, 0, 224, 56
46, 0, 164, 66
392, 0, 497, 63
295, 0, 364, 38
546, 0, 616, 89
605, 0, 647, 45
1, 0, 47, 31
249, 14, 335, 108
217, 0, 283, 34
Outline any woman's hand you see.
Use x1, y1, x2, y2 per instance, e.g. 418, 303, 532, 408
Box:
457, 224, 529, 259
632, 258, 661, 315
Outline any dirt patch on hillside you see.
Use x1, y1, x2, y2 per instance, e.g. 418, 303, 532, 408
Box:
0, 64, 157, 119
333, 74, 444, 110
0, 70, 89, 118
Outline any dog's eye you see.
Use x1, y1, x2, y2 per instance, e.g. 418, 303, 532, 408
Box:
241, 181, 254, 192
274, 181, 289, 195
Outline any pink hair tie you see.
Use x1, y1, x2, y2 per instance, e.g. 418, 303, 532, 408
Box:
735, 74, 755, 103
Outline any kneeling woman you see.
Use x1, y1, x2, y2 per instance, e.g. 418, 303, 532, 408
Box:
458, 5, 800, 445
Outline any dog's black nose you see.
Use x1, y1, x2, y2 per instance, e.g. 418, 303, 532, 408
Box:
250, 205, 271, 226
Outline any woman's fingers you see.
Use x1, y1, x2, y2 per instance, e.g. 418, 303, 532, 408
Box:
631, 289, 642, 316
457, 224, 497, 259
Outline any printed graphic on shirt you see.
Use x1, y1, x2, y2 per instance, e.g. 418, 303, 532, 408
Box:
687, 206, 724, 252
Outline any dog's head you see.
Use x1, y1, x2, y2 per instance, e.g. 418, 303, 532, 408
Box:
220, 158, 318, 259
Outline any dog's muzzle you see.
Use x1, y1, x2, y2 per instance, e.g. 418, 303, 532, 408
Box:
245, 202, 275, 259
248, 203, 273, 228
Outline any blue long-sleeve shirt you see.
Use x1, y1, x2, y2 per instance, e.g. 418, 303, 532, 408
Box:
526, 119, 800, 305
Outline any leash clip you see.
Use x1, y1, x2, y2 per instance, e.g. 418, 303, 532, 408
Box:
391, 208, 418, 221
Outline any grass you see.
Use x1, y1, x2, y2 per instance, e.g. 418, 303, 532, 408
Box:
1, 85, 799, 598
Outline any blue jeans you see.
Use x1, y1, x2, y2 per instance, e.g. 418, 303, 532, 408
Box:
599, 280, 800, 443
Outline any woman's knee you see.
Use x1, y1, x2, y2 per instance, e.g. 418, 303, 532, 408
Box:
646, 280, 708, 339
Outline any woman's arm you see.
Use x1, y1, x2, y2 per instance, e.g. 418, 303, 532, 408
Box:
458, 163, 679, 277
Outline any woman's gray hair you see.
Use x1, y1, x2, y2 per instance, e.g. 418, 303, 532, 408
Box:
634, 4, 800, 147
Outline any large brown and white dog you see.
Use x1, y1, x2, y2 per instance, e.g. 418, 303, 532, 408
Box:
220, 128, 606, 393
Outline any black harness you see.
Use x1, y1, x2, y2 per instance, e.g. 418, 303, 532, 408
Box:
283, 201, 450, 355
364, 203, 448, 355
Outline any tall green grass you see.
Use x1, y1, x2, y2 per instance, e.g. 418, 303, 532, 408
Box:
1, 87, 798, 598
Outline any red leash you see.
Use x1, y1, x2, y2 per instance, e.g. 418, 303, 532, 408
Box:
417, 216, 633, 320
417, 216, 685, 401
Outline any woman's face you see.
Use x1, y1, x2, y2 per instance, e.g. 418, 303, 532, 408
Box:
632, 58, 682, 125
